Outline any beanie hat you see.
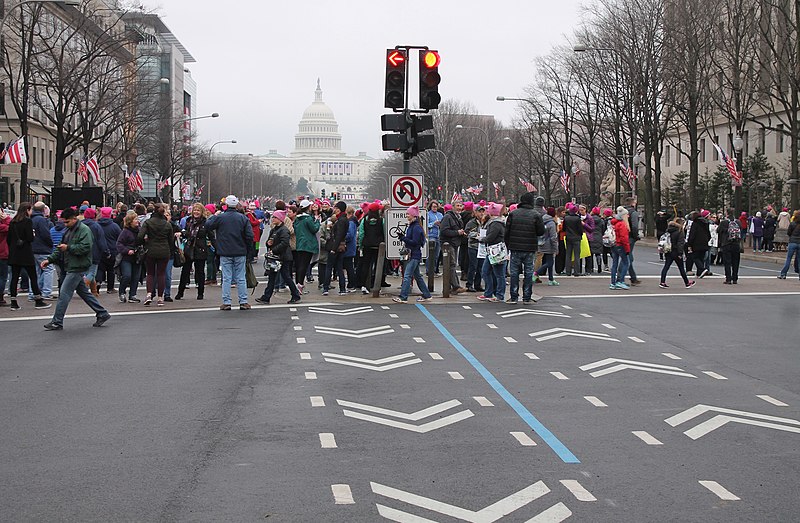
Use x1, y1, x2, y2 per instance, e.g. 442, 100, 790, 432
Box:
248, 202, 257, 210
321, 199, 331, 205
591, 206, 600, 215
225, 195, 239, 208
79, 205, 88, 213
488, 203, 502, 217
520, 192, 535, 205
700, 209, 710, 217
616, 206, 629, 215
547, 206, 557, 217
509, 204, 518, 212
335, 201, 347, 213
443, 204, 453, 212
205, 204, 216, 214
272, 210, 286, 222
360, 202, 370, 212
534, 196, 545, 207
478, 200, 487, 206
83, 208, 96, 219
100, 207, 113, 218
407, 205, 420, 217
463, 201, 474, 210
603, 208, 613, 217
368, 202, 381, 212
299, 199, 312, 209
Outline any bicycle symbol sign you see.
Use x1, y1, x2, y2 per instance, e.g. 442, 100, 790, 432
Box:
391, 175, 424, 207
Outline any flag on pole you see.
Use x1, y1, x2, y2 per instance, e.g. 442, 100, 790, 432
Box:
559, 169, 570, 193
519, 177, 537, 193
78, 157, 89, 183
465, 184, 483, 195
3, 137, 27, 164
87, 156, 100, 185
711, 142, 742, 186
450, 192, 462, 204
619, 160, 636, 188
492, 181, 500, 198
128, 168, 143, 191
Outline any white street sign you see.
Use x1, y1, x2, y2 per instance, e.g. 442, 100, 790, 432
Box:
391, 174, 424, 207
308, 306, 373, 316
579, 358, 697, 378
384, 208, 426, 260
665, 404, 800, 440
529, 328, 620, 342
371, 480, 572, 523
336, 398, 473, 433
322, 351, 422, 371
315, 325, 395, 338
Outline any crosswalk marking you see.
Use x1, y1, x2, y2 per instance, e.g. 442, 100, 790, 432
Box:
389, 313, 399, 318
331, 484, 355, 504
300, 353, 311, 360
473, 313, 484, 318
297, 337, 306, 344
429, 353, 443, 360
550, 371, 569, 380
381, 306, 391, 310
294, 325, 302, 331
562, 305, 573, 310
289, 308, 297, 312
703, 371, 728, 380
487, 323, 498, 329
757, 395, 789, 407
319, 433, 337, 448
602, 323, 616, 330
448, 372, 464, 380
632, 431, 663, 445
525, 353, 540, 360
628, 336, 645, 343
310, 396, 325, 407
580, 313, 593, 318
413, 337, 426, 343
510, 431, 537, 446
305, 372, 317, 380
584, 396, 607, 407
699, 481, 740, 501
462, 305, 472, 309
504, 337, 517, 343
662, 352, 682, 360
560, 480, 597, 502
474, 396, 494, 407
400, 324, 411, 329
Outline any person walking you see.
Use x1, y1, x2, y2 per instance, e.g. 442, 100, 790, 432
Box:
687, 209, 713, 277
175, 203, 209, 300
504, 192, 545, 304
439, 203, 467, 294
658, 218, 695, 289
718, 210, 742, 284
41, 207, 109, 330
293, 199, 320, 295
116, 211, 142, 303
6, 202, 50, 310
477, 203, 507, 302
97, 207, 121, 294
205, 196, 254, 310
80, 208, 109, 297
393, 205, 433, 303
534, 206, 559, 286
0, 208, 10, 306
624, 197, 642, 285
777, 210, 800, 279
137, 203, 173, 307
30, 202, 54, 300
562, 203, 583, 277
610, 206, 631, 290
255, 210, 301, 305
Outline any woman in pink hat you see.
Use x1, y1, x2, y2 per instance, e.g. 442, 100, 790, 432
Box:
477, 203, 507, 302
392, 206, 432, 303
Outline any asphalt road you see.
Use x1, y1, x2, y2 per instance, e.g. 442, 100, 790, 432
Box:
0, 283, 797, 521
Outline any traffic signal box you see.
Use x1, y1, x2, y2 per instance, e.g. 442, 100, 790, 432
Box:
419, 50, 441, 110
381, 114, 435, 155
385, 49, 407, 109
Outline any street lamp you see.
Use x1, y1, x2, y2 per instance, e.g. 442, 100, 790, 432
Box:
185, 112, 219, 123
455, 124, 490, 198
207, 140, 236, 204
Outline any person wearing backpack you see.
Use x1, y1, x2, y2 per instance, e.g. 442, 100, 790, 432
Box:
659, 219, 694, 288
718, 210, 742, 284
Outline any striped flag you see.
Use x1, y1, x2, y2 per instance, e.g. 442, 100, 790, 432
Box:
128, 168, 143, 191
619, 160, 636, 188
450, 192, 462, 204
492, 181, 500, 198
3, 137, 27, 164
86, 156, 101, 185
78, 157, 89, 183
519, 177, 537, 193
711, 142, 742, 186
560, 169, 570, 193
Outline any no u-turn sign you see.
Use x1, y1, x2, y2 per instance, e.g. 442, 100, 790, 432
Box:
390, 174, 424, 207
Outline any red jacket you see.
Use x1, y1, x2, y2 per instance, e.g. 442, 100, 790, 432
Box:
612, 218, 631, 254
0, 215, 10, 260
247, 212, 262, 243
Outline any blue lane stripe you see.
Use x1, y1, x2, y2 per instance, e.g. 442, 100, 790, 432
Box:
416, 304, 580, 464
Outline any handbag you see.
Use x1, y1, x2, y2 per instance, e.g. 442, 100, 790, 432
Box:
487, 242, 508, 265
172, 245, 185, 268
245, 261, 258, 290
264, 254, 282, 274
135, 246, 147, 264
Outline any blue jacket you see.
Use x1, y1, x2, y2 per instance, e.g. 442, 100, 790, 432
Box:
82, 218, 108, 264
49, 221, 66, 254
400, 219, 426, 260
345, 217, 357, 257
31, 211, 53, 255
98, 218, 121, 255
427, 210, 442, 240
205, 209, 253, 257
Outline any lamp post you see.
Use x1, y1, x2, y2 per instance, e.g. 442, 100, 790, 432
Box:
455, 124, 490, 198
207, 140, 236, 204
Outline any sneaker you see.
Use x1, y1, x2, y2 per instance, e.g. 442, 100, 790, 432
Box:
338, 291, 347, 296
157, 298, 164, 307
630, 279, 642, 286
143, 295, 152, 306
723, 281, 732, 285
164, 296, 173, 302
699, 269, 709, 278
297, 284, 304, 295
416, 296, 432, 302
239, 303, 251, 310
119, 294, 127, 303
506, 298, 518, 304
254, 297, 270, 305
321, 290, 329, 296
381, 282, 391, 288
487, 297, 499, 302
34, 299, 52, 310
466, 287, 477, 292
9, 300, 21, 310
547, 280, 560, 286
392, 297, 408, 303
219, 304, 231, 310
778, 274, 786, 279
477, 295, 491, 301
616, 282, 630, 290
93, 314, 111, 327
609, 284, 617, 290
288, 297, 301, 304
453, 287, 467, 294
659, 282, 669, 289
361, 287, 368, 295
43, 322, 63, 331
128, 296, 141, 303
686, 280, 696, 288
347, 288, 359, 293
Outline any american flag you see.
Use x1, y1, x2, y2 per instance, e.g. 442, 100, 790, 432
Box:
519, 177, 537, 193
128, 168, 143, 192
181, 181, 191, 199
465, 184, 483, 195
2, 137, 27, 164
157, 177, 172, 191
86, 156, 100, 185
492, 181, 500, 198
619, 160, 636, 188
78, 156, 89, 183
712, 142, 742, 186
450, 192, 462, 204
560, 169, 570, 193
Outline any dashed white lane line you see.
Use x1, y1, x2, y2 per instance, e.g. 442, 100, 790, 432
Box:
473, 396, 494, 407
319, 433, 337, 448
448, 372, 464, 380
487, 323, 498, 329
584, 396, 607, 407
757, 395, 789, 407
703, 371, 728, 380
400, 324, 411, 329
389, 313, 399, 318
510, 431, 537, 446
428, 352, 443, 360
297, 337, 307, 344
550, 371, 569, 380
628, 336, 645, 343
305, 372, 317, 380
562, 305, 573, 309
310, 396, 325, 407
601, 323, 617, 330
289, 308, 297, 312
331, 484, 355, 505
462, 305, 472, 309
560, 480, 597, 502
381, 306, 391, 310
413, 337, 426, 343
632, 431, 664, 445
662, 352, 682, 360
300, 353, 311, 360
291, 316, 300, 320
525, 353, 540, 360
473, 313, 484, 318
699, 481, 740, 501
580, 313, 593, 318
504, 336, 517, 343
294, 325, 303, 331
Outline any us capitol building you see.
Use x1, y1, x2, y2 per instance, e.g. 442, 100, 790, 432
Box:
258, 80, 380, 200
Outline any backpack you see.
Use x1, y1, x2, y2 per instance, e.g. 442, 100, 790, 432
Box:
727, 219, 741, 243
602, 223, 616, 247
657, 232, 672, 254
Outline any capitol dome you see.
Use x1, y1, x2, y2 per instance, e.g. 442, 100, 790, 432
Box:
292, 79, 344, 157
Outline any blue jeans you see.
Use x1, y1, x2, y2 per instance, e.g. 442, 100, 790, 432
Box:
425, 239, 440, 275
51, 271, 108, 326
83, 263, 98, 282
467, 248, 482, 289
220, 256, 248, 305
627, 240, 638, 281
509, 251, 535, 301
753, 236, 763, 251
206, 255, 218, 282
780, 243, 799, 276
119, 259, 141, 298
482, 259, 507, 300
32, 254, 54, 298
535, 253, 555, 281
164, 258, 174, 298
611, 246, 630, 285
326, 252, 346, 292
399, 258, 431, 300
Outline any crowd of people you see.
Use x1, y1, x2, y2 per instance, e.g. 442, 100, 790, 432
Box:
1, 193, 798, 329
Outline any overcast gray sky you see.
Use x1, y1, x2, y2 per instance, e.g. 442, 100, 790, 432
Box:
155, 0, 586, 158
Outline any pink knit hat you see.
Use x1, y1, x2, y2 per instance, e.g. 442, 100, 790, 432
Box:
443, 204, 453, 212
100, 207, 113, 218
407, 205, 420, 217
83, 208, 96, 219
509, 204, 518, 212
272, 210, 286, 222
205, 204, 216, 214
487, 203, 502, 217
700, 209, 710, 217
463, 201, 474, 211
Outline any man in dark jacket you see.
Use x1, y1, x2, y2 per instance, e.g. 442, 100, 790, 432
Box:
438, 203, 467, 293
562, 203, 584, 277
717, 210, 740, 284
81, 208, 108, 296
326, 201, 350, 294
30, 202, 54, 299
205, 195, 254, 310
625, 196, 642, 284
504, 192, 545, 303
687, 209, 712, 277
97, 207, 121, 293
41, 207, 110, 330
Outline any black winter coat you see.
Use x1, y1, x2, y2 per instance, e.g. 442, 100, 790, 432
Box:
182, 216, 209, 261
504, 204, 544, 252
268, 223, 292, 262
138, 214, 173, 260
563, 212, 584, 242
7, 217, 35, 266
687, 217, 711, 251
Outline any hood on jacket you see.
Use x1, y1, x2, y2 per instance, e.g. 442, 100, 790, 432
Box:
542, 214, 554, 225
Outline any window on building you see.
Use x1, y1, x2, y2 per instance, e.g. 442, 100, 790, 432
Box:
41, 148, 44, 168
712, 136, 719, 160
777, 124, 785, 153
699, 138, 706, 163
49, 150, 52, 170
742, 130, 749, 157
0, 82, 4, 116
32, 146, 37, 167
676, 140, 681, 166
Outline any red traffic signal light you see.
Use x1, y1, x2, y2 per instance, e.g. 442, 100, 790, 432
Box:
385, 49, 407, 109
419, 49, 441, 110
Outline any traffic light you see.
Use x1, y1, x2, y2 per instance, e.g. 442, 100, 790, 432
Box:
321, 188, 325, 198
411, 114, 435, 154
381, 113, 411, 152
419, 50, 441, 110
385, 49, 407, 109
